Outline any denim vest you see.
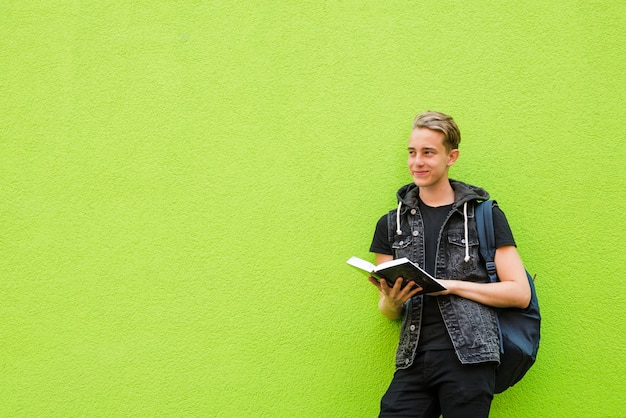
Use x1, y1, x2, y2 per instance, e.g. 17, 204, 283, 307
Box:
388, 181, 500, 369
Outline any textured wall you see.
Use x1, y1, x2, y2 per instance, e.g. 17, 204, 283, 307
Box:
1, 1, 624, 416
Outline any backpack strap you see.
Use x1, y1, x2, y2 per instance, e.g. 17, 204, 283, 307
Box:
475, 199, 506, 353
475, 200, 498, 284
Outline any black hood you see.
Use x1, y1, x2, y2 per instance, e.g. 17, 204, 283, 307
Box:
396, 180, 490, 210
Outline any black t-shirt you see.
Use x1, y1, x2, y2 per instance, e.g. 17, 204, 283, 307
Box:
369, 199, 516, 351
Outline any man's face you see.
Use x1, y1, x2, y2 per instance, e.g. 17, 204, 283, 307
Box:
407, 128, 459, 189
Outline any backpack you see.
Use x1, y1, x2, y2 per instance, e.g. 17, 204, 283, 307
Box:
475, 200, 541, 393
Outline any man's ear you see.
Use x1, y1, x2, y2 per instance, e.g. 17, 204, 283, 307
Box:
447, 149, 460, 166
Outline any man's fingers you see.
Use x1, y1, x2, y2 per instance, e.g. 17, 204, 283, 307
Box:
408, 284, 423, 297
393, 277, 404, 290
400, 280, 423, 297
380, 277, 423, 302
368, 276, 381, 290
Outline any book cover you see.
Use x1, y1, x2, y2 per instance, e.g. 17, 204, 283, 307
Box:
347, 256, 446, 294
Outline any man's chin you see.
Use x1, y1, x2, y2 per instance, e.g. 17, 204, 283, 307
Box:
412, 177, 430, 187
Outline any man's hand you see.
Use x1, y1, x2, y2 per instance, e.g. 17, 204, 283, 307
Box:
369, 276, 423, 320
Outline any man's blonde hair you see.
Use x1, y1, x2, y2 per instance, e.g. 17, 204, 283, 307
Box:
412, 111, 461, 151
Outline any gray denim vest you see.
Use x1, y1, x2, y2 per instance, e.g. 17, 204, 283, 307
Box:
388, 181, 500, 369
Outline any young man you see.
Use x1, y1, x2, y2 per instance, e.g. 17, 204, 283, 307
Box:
368, 111, 530, 418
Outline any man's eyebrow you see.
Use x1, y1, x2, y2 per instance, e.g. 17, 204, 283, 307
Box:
408, 146, 438, 151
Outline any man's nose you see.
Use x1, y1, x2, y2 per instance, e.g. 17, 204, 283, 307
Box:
411, 155, 423, 166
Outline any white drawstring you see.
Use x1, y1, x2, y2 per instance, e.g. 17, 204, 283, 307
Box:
463, 201, 470, 262
396, 201, 403, 235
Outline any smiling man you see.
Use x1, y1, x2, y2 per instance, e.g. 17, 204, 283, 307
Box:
368, 111, 530, 418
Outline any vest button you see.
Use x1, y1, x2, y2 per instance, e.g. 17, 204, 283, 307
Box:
410, 325, 416, 331
410, 209, 417, 215
412, 230, 419, 236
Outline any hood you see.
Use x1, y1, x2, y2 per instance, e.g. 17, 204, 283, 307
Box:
395, 179, 490, 210
393, 179, 490, 264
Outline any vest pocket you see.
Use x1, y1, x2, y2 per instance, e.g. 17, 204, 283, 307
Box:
391, 236, 412, 259
447, 232, 479, 275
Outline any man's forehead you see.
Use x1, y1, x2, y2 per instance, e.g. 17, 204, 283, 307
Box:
409, 129, 446, 144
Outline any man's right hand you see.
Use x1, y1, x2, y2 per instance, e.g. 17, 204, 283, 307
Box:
368, 276, 422, 320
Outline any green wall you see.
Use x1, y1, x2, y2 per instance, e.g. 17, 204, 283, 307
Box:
2, 1, 625, 416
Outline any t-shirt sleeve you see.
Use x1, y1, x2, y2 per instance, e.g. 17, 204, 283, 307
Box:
493, 205, 516, 248
369, 214, 393, 255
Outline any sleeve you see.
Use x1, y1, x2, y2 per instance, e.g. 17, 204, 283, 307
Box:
493, 205, 517, 248
369, 214, 393, 255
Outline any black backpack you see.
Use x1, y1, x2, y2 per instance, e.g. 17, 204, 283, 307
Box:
475, 200, 541, 393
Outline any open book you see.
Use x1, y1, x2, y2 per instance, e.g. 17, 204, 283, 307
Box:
347, 256, 447, 294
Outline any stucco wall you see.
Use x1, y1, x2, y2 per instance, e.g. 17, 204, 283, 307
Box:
2, 1, 624, 416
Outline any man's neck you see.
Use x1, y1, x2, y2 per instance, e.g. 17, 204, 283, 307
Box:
418, 182, 455, 207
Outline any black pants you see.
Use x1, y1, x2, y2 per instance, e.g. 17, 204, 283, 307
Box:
379, 349, 497, 418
